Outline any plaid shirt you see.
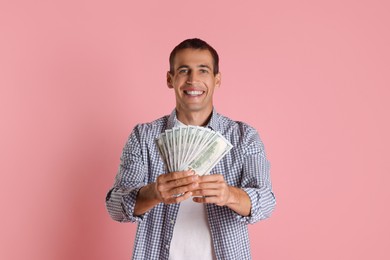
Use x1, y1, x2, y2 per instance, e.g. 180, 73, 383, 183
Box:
106, 109, 276, 260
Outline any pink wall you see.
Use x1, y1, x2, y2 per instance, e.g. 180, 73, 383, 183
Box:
1, 0, 389, 259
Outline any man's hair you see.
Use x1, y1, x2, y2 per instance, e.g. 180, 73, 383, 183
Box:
169, 38, 219, 75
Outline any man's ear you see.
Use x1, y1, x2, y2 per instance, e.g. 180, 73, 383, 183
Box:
215, 72, 221, 89
167, 71, 174, 89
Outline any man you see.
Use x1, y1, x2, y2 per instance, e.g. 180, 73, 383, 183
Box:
106, 38, 276, 259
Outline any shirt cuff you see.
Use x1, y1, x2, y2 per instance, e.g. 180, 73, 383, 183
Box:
106, 186, 149, 223
234, 188, 258, 224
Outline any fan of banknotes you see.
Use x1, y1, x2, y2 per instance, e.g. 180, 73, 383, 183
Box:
155, 126, 233, 175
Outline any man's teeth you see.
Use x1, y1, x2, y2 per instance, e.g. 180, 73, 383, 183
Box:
185, 90, 203, 96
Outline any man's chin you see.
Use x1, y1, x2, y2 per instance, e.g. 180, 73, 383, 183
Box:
180, 105, 213, 115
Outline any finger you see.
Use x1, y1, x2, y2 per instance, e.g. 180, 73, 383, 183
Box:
197, 182, 224, 190
164, 191, 193, 204
192, 189, 219, 197
157, 175, 198, 192
159, 170, 195, 183
192, 195, 221, 205
166, 182, 199, 196
198, 174, 224, 183
166, 175, 198, 189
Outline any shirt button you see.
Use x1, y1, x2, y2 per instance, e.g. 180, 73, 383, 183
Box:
170, 219, 175, 224
166, 244, 169, 250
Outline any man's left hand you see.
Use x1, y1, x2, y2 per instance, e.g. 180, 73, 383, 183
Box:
191, 174, 231, 206
192, 174, 251, 216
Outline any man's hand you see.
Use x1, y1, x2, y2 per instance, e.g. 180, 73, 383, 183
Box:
191, 174, 230, 206
192, 174, 252, 217
155, 170, 199, 204
134, 170, 198, 216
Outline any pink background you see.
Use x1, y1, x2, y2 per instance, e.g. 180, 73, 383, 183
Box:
1, 0, 389, 259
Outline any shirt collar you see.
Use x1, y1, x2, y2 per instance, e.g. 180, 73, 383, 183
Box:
167, 108, 220, 131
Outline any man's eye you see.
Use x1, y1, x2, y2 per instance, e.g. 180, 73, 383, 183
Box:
179, 69, 188, 74
200, 69, 208, 73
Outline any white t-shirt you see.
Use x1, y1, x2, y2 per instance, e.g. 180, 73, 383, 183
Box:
169, 120, 216, 260
169, 199, 216, 260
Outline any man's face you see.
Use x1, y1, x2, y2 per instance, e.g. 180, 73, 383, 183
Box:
167, 48, 221, 115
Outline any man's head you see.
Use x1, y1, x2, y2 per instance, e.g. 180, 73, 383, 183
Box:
169, 38, 219, 76
167, 38, 221, 122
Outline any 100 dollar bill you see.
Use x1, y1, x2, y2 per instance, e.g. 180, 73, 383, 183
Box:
156, 126, 233, 175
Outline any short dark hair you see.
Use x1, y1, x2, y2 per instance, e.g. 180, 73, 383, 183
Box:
169, 38, 219, 75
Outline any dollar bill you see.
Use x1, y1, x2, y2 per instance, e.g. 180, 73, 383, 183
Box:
187, 133, 232, 175
156, 134, 169, 171
165, 129, 174, 172
155, 126, 233, 174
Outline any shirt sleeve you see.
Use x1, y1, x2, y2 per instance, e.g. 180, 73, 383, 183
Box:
235, 128, 276, 224
105, 125, 149, 223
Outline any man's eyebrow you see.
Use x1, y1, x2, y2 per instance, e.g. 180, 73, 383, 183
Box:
198, 64, 211, 70
176, 65, 190, 70
176, 64, 211, 70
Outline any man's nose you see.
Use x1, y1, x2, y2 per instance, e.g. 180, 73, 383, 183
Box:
186, 72, 199, 85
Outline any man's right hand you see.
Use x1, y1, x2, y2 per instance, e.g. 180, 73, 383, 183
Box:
134, 170, 198, 216
155, 170, 199, 204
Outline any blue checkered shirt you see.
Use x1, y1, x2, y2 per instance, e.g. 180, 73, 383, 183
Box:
106, 109, 276, 260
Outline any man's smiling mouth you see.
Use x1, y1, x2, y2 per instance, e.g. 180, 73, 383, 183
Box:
184, 90, 204, 96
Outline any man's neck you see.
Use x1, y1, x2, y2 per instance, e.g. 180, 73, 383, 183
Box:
176, 109, 212, 126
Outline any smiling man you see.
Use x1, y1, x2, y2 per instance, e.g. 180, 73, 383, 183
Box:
106, 38, 276, 260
